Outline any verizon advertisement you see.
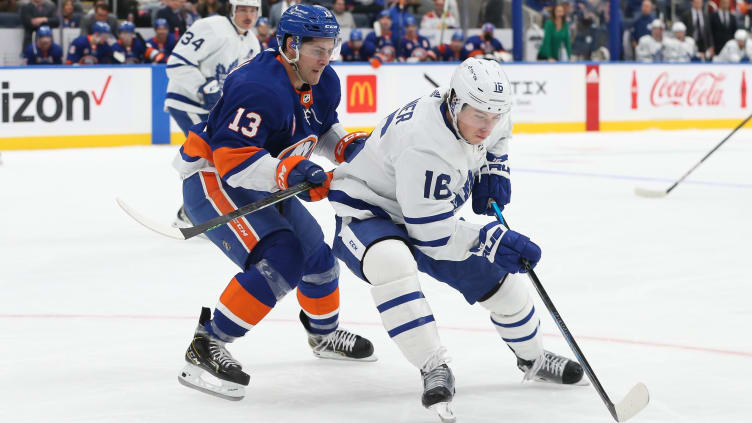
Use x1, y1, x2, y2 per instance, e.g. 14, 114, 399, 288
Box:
599, 65, 750, 122
0, 67, 151, 138
333, 63, 586, 131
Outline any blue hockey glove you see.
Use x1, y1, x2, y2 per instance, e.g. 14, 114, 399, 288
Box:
276, 156, 331, 202
199, 78, 222, 110
471, 222, 541, 274
334, 131, 370, 163
472, 153, 511, 216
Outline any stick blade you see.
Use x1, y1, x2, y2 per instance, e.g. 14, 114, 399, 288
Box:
634, 187, 668, 198
614, 382, 649, 422
116, 197, 186, 240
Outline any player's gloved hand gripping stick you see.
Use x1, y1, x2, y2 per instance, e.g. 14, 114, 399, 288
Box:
490, 200, 649, 423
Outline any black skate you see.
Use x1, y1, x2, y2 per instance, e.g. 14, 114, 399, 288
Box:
517, 350, 587, 385
178, 307, 250, 401
299, 311, 376, 361
421, 363, 456, 423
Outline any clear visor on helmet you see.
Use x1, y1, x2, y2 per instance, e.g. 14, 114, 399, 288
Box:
458, 104, 502, 129
298, 35, 342, 61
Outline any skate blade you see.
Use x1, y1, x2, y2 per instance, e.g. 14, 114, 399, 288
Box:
311, 350, 378, 362
527, 376, 590, 387
429, 402, 456, 423
178, 363, 245, 401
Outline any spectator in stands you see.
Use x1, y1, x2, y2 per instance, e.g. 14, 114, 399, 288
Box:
681, 0, 714, 59
664, 21, 698, 61
80, 2, 118, 36
23, 25, 62, 64
67, 21, 115, 64
144, 17, 176, 63
0, 0, 19, 13
112, 21, 145, 63
421, 0, 457, 29
270, 0, 300, 32
60, 0, 80, 28
340, 28, 376, 61
332, 0, 355, 28
711, 0, 738, 53
538, 2, 571, 61
20, 0, 60, 49
398, 15, 431, 60
197, 0, 223, 17
388, 0, 415, 57
157, 0, 188, 38
255, 17, 277, 50
464, 22, 505, 58
714, 28, 751, 60
184, 0, 200, 27
365, 10, 395, 49
431, 30, 465, 61
636, 18, 665, 61
630, 0, 655, 50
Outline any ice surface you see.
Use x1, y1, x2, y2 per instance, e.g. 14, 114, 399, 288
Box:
2, 129, 751, 422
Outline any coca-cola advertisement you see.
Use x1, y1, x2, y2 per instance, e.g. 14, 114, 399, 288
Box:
601, 65, 750, 127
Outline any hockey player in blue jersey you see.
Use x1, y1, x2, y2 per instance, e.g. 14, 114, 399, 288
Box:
111, 22, 145, 64
398, 15, 431, 60
23, 25, 63, 65
339, 29, 375, 61
329, 58, 585, 420
364, 10, 395, 50
144, 18, 176, 63
174, 4, 376, 401
431, 30, 467, 61
464, 22, 506, 58
66, 21, 115, 65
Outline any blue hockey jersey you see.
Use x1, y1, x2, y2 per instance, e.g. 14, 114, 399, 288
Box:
66, 35, 114, 64
23, 42, 63, 65
112, 38, 146, 64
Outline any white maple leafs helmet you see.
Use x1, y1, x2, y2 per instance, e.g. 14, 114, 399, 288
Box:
447, 57, 511, 143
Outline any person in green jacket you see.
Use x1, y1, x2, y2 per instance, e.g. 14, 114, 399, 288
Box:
538, 3, 572, 61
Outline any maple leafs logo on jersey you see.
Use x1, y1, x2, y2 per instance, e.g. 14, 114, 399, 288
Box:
451, 171, 474, 210
215, 59, 240, 87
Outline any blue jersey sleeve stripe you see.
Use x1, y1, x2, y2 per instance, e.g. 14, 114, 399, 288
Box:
376, 291, 425, 313
403, 210, 454, 224
501, 323, 539, 343
409, 236, 450, 247
328, 190, 390, 219
387, 315, 435, 338
221, 149, 270, 180
491, 306, 536, 328
169, 52, 197, 67
166, 92, 205, 109
166, 63, 185, 69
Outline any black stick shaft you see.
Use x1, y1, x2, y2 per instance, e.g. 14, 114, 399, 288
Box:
424, 73, 440, 88
665, 111, 752, 194
490, 201, 619, 421
179, 181, 314, 240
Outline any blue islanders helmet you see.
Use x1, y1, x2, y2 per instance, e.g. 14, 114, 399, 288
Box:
92, 21, 111, 34
276, 4, 341, 59
451, 31, 464, 42
119, 21, 135, 33
448, 57, 511, 144
405, 15, 417, 27
349, 28, 363, 42
481, 22, 495, 34
36, 25, 52, 38
154, 18, 169, 29
256, 16, 270, 28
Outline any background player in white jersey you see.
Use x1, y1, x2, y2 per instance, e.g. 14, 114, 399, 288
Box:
329, 58, 585, 420
636, 19, 666, 62
664, 22, 698, 62
713, 29, 752, 62
165, 0, 261, 135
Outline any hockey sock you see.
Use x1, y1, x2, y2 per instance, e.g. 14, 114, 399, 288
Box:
297, 244, 340, 335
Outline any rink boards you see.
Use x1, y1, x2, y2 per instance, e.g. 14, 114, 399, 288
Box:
0, 62, 749, 150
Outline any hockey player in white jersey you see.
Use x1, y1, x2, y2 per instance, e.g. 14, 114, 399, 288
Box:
713, 29, 752, 63
165, 0, 261, 134
329, 58, 585, 421
664, 22, 698, 62
636, 19, 666, 62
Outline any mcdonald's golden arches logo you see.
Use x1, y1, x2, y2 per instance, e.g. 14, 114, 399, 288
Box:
346, 75, 377, 113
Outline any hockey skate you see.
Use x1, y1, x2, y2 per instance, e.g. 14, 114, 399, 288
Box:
178, 307, 250, 401
300, 311, 377, 362
517, 350, 587, 386
421, 363, 456, 423
172, 205, 207, 239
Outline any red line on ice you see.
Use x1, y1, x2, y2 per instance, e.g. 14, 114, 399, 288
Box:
3, 313, 751, 358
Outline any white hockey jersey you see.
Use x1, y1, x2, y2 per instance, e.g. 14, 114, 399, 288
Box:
331, 88, 511, 263
713, 39, 752, 62
664, 36, 697, 62
635, 35, 666, 62
165, 15, 261, 114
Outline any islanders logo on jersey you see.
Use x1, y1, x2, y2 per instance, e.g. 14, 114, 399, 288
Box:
278, 135, 318, 159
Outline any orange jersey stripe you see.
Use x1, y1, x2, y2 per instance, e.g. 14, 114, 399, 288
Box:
200, 171, 258, 252
220, 277, 273, 326
297, 287, 340, 317
183, 131, 213, 163
213, 146, 264, 178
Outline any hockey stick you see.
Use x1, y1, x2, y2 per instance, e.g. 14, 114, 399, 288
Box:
116, 181, 315, 240
635, 111, 752, 198
424, 73, 440, 88
490, 201, 649, 422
